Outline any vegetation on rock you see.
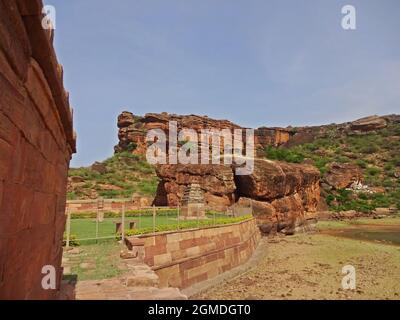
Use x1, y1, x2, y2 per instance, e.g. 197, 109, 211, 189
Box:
263, 122, 400, 212
68, 152, 158, 200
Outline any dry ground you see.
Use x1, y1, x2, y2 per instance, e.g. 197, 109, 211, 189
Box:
194, 219, 400, 300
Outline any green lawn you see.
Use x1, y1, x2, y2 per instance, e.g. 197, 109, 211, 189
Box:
69, 214, 179, 241
66, 212, 247, 245
63, 242, 125, 281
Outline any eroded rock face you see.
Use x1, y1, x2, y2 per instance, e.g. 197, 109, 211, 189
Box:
234, 160, 320, 234
114, 111, 291, 156
154, 159, 320, 235
234, 159, 320, 201
115, 111, 322, 236
153, 164, 236, 211
350, 115, 388, 132
324, 163, 363, 189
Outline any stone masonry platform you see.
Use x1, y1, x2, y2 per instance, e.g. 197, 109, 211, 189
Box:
75, 261, 187, 300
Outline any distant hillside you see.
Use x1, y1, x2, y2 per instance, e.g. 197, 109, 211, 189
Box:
262, 115, 400, 212
67, 152, 158, 200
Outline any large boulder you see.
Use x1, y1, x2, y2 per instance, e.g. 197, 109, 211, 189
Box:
153, 164, 236, 211
233, 159, 320, 235
234, 159, 320, 201
350, 115, 387, 132
324, 162, 363, 189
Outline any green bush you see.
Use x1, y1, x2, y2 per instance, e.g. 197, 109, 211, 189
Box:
325, 194, 335, 206
355, 159, 367, 168
382, 179, 394, 188
125, 214, 253, 236
67, 192, 78, 200
264, 146, 304, 163
360, 144, 379, 154
126, 142, 137, 152
384, 163, 395, 172
70, 208, 178, 220
365, 167, 381, 176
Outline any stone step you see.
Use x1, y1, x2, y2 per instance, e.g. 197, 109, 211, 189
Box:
125, 270, 159, 287
124, 261, 160, 287
74, 260, 187, 300
75, 279, 187, 300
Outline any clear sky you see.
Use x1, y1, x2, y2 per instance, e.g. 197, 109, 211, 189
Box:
45, 0, 400, 167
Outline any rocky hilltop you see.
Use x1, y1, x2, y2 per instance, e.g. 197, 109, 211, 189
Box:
114, 111, 290, 155
111, 111, 321, 234
69, 112, 400, 234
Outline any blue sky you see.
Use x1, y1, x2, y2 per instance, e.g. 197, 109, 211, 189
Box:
46, 0, 400, 167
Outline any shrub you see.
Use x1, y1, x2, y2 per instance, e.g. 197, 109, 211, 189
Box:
314, 157, 329, 175
137, 180, 158, 195
371, 193, 391, 208
126, 142, 137, 152
125, 215, 253, 236
384, 163, 395, 172
98, 190, 120, 198
325, 194, 335, 206
70, 208, 178, 220
382, 179, 394, 188
358, 192, 369, 200
365, 167, 381, 176
391, 156, 400, 167
67, 192, 78, 200
355, 159, 367, 168
360, 144, 379, 154
264, 146, 304, 163
336, 156, 350, 163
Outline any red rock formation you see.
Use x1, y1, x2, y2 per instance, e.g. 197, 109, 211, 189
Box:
350, 115, 388, 132
254, 127, 290, 149
153, 164, 236, 211
324, 162, 363, 189
154, 159, 320, 235
115, 111, 290, 155
0, 0, 75, 299
234, 159, 320, 234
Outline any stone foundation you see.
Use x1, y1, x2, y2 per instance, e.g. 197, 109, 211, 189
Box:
131, 218, 260, 289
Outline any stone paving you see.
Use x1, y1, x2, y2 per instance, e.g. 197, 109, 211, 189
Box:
75, 258, 187, 300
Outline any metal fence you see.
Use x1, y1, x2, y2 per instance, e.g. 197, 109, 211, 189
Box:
64, 199, 253, 248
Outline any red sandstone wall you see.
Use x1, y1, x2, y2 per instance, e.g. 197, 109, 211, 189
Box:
0, 1, 75, 299
138, 218, 260, 288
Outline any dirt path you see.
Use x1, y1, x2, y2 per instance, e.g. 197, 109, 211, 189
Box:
193, 229, 400, 300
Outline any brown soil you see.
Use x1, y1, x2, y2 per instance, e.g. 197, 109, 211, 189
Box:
193, 223, 400, 300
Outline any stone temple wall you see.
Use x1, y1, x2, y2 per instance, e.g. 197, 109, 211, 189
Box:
138, 218, 260, 289
0, 0, 75, 299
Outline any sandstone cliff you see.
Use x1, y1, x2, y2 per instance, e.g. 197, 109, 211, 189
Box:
153, 159, 320, 235
114, 111, 290, 155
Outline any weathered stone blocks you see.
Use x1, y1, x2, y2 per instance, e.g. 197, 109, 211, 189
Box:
0, 1, 75, 300
126, 218, 260, 289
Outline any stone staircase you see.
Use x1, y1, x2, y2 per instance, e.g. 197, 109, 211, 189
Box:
75, 260, 187, 300
73, 239, 187, 300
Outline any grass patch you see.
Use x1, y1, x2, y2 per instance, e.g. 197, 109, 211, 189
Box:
65, 212, 244, 244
